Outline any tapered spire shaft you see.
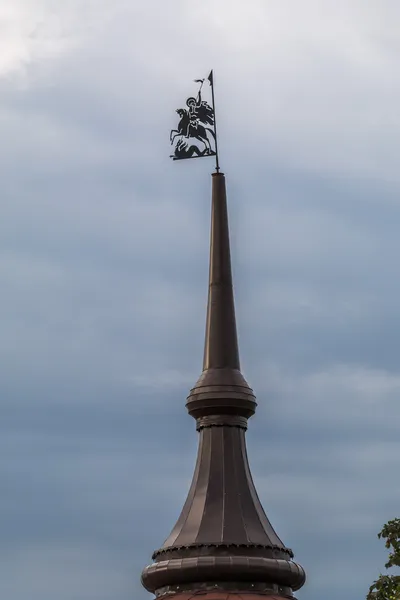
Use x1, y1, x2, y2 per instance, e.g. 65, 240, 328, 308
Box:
141, 173, 305, 599
186, 173, 256, 424
203, 172, 239, 370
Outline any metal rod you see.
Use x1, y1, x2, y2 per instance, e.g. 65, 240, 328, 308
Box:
210, 71, 220, 173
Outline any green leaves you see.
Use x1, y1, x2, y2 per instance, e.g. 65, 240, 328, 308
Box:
367, 574, 400, 600
367, 520, 400, 600
379, 519, 400, 569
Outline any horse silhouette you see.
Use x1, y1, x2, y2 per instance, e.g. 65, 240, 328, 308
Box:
170, 109, 215, 154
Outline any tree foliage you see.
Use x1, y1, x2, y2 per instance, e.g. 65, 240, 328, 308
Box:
367, 519, 400, 600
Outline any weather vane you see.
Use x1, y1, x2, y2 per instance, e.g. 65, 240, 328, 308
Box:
170, 70, 220, 172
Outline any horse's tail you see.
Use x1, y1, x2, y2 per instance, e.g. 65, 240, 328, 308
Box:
206, 127, 216, 140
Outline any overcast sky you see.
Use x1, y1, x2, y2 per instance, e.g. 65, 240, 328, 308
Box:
1, 2, 400, 599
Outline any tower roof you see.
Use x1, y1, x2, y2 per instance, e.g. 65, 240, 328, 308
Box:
159, 593, 293, 600
141, 173, 305, 599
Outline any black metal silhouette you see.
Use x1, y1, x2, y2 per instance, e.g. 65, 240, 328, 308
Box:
170, 71, 219, 170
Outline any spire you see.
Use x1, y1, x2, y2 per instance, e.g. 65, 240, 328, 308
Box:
141, 173, 306, 599
186, 173, 257, 424
203, 172, 239, 371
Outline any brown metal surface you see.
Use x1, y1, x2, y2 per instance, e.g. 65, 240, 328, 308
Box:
186, 174, 256, 422
159, 593, 294, 600
141, 173, 305, 597
203, 172, 239, 371
154, 425, 289, 550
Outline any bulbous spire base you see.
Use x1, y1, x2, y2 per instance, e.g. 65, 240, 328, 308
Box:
186, 368, 257, 422
141, 418, 305, 597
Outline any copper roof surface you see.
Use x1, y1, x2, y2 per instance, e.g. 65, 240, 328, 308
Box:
161, 593, 291, 600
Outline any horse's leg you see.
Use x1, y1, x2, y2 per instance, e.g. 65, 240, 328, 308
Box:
171, 132, 182, 145
170, 130, 179, 143
199, 128, 212, 152
201, 136, 211, 152
193, 134, 209, 153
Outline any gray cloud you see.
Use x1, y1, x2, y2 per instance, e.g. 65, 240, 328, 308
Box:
1, 2, 400, 600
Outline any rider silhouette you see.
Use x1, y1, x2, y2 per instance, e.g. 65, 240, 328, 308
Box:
186, 92, 202, 129
186, 87, 214, 130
